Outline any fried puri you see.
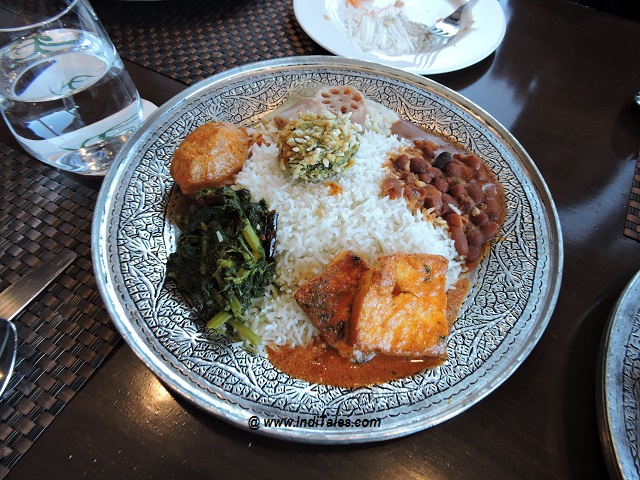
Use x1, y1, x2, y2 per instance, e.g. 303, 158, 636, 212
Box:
170, 121, 248, 195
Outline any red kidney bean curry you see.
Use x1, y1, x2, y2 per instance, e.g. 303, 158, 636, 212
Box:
383, 119, 506, 266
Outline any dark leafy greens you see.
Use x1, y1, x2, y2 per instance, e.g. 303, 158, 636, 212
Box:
166, 186, 277, 348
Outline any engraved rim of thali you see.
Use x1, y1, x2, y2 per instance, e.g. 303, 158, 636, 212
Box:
600, 269, 640, 479
94, 57, 562, 443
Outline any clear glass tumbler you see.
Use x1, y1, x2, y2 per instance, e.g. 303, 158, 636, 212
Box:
0, 0, 144, 175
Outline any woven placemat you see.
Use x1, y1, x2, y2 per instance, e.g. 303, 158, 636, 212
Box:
625, 151, 640, 241
0, 144, 120, 478
92, 0, 328, 86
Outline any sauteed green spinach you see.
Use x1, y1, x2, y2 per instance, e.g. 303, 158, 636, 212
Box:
166, 186, 277, 348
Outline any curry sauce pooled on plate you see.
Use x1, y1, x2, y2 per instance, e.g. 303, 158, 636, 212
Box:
166, 85, 505, 388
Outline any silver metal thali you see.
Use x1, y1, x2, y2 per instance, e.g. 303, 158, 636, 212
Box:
597, 269, 640, 479
92, 56, 563, 443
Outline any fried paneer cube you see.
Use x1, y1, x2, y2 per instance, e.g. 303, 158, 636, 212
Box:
170, 121, 248, 196
294, 250, 369, 348
351, 253, 449, 358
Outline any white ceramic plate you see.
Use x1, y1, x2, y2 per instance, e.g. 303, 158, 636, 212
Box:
293, 0, 507, 75
92, 56, 562, 444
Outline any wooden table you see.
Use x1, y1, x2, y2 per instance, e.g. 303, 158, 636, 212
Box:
3, 0, 640, 478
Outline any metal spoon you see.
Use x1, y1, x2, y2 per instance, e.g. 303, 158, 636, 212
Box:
0, 321, 16, 396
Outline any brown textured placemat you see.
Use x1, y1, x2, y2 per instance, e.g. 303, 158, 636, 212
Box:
625, 151, 640, 241
92, 0, 328, 86
0, 144, 120, 478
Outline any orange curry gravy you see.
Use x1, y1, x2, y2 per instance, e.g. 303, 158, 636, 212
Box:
268, 277, 469, 388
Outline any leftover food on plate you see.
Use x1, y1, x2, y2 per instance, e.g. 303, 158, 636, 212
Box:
344, 0, 442, 56
165, 85, 505, 387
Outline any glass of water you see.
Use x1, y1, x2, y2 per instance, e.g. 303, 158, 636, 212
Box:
0, 0, 144, 175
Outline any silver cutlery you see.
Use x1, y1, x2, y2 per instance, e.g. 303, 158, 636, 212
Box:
427, 0, 477, 39
0, 249, 77, 397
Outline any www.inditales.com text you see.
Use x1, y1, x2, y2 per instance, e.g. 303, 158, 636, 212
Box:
247, 415, 382, 430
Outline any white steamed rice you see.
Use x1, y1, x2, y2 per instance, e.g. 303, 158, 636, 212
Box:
234, 111, 463, 352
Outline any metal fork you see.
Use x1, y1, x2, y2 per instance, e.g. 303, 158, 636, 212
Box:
427, 0, 477, 39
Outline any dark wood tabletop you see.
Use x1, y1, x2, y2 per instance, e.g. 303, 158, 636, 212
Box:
3, 0, 640, 478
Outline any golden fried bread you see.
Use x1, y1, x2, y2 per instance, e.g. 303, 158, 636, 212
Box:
294, 250, 369, 349
351, 253, 449, 358
170, 121, 248, 196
